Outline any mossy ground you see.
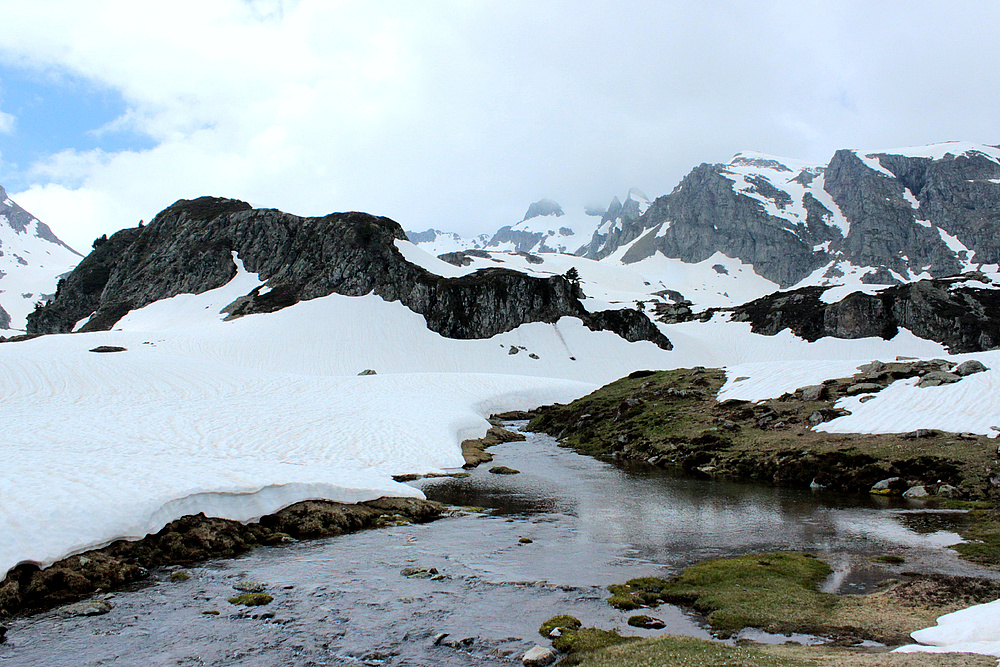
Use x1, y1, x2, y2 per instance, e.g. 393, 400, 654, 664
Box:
950, 509, 1000, 567
569, 636, 997, 667
528, 368, 999, 501
609, 553, 835, 638
607, 552, 1000, 645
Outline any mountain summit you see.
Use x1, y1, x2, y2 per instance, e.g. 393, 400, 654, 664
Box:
0, 185, 82, 330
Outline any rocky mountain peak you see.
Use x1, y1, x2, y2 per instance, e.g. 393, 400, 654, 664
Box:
522, 198, 564, 221
0, 185, 83, 330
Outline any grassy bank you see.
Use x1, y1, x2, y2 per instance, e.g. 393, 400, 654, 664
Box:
528, 367, 1000, 501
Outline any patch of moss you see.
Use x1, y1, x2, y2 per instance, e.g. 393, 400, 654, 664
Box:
539, 614, 582, 638
169, 571, 190, 581
610, 553, 834, 637
951, 509, 1000, 567
607, 576, 674, 610
227, 593, 273, 606
489, 466, 520, 475
518, 537, 533, 544
202, 610, 220, 615
872, 554, 906, 565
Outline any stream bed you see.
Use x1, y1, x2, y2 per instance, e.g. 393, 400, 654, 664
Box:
1, 425, 992, 666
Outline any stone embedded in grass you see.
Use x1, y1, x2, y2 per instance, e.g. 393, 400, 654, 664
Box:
227, 593, 273, 606
627, 614, 666, 629
489, 466, 520, 475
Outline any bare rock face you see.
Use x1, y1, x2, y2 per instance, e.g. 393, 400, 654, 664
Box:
590, 146, 1000, 287
27, 197, 671, 349
730, 273, 1000, 353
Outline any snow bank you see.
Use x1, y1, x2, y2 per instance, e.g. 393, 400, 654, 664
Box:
895, 599, 1000, 659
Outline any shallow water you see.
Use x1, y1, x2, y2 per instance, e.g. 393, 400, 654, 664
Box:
2, 426, 992, 666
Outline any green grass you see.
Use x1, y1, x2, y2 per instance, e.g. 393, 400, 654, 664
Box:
527, 368, 999, 502
567, 635, 806, 667
952, 509, 1000, 567
610, 553, 834, 637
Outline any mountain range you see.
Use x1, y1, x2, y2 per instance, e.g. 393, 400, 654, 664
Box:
3, 141, 1000, 641
409, 141, 1000, 290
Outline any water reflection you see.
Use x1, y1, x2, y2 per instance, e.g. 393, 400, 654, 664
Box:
2, 427, 992, 667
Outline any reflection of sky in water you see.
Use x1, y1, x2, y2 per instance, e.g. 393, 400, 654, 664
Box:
420, 429, 974, 582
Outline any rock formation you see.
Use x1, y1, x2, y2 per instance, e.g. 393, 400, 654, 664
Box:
28, 197, 671, 349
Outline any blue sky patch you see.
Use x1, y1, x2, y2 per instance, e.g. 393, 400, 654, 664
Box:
0, 67, 155, 189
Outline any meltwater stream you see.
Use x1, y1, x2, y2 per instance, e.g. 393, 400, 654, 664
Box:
2, 426, 990, 667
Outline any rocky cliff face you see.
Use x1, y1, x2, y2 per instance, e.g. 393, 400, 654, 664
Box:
29, 197, 671, 349
730, 273, 1000, 353
595, 143, 1000, 288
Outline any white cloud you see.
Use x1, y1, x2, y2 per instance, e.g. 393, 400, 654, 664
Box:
0, 108, 13, 134
3, 0, 1000, 249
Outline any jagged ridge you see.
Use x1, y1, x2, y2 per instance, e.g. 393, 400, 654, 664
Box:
28, 197, 671, 349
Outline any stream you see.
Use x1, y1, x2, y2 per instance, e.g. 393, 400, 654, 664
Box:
1, 424, 992, 666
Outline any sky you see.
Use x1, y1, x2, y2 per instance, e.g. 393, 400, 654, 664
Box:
1, 0, 999, 253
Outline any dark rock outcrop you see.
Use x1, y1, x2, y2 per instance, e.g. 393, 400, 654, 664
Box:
731, 274, 1000, 352
28, 197, 671, 349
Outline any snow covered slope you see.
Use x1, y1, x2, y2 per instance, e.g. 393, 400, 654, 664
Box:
0, 185, 82, 330
1, 247, 973, 579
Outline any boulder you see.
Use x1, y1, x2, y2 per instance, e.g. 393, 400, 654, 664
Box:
856, 360, 886, 374
845, 383, 883, 396
954, 360, 988, 376
58, 599, 113, 617
871, 477, 905, 495
903, 485, 929, 499
918, 371, 961, 387
522, 645, 557, 666
799, 384, 825, 401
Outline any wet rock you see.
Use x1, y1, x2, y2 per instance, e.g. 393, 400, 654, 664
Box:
522, 645, 557, 666
58, 600, 113, 617
799, 384, 825, 401
0, 624, 7, 644
89, 346, 126, 353
400, 567, 439, 579
432, 632, 450, 646
918, 371, 961, 387
937, 484, 959, 498
233, 580, 266, 593
627, 614, 666, 629
508, 346, 520, 355
955, 360, 988, 376
903, 485, 929, 499
357, 369, 377, 376
870, 477, 905, 496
